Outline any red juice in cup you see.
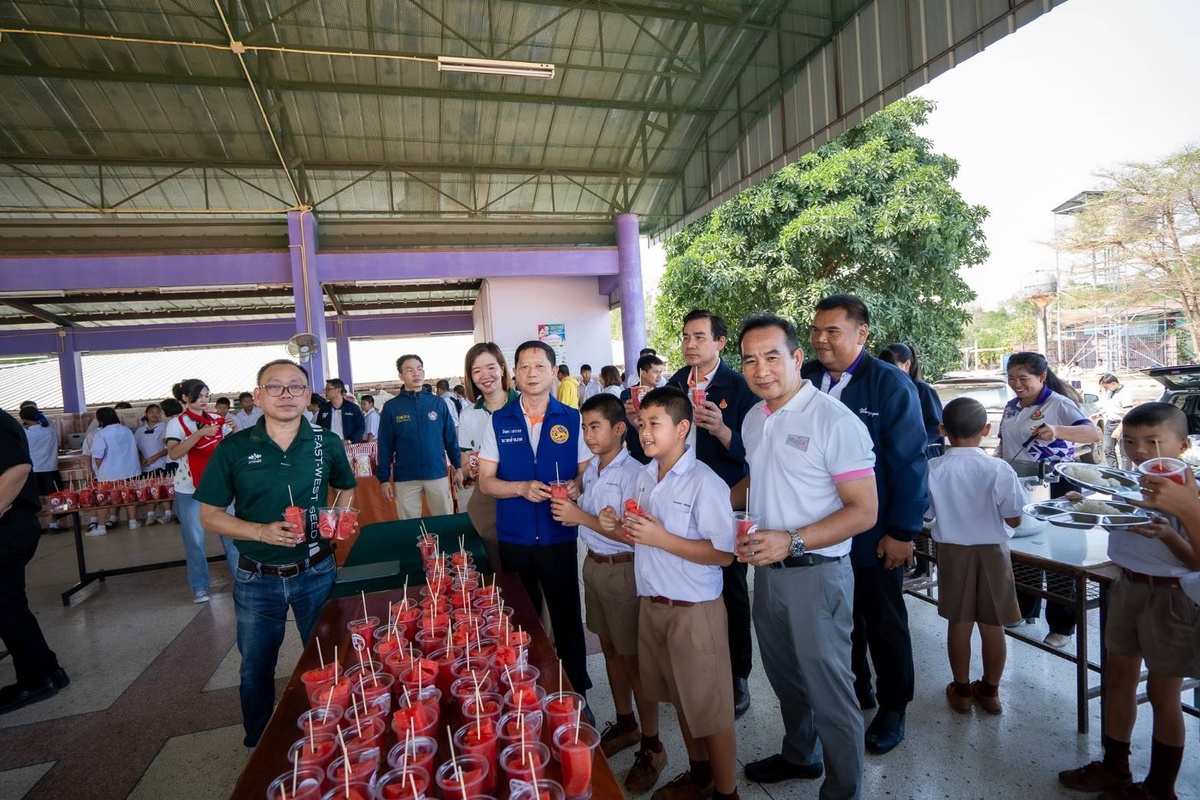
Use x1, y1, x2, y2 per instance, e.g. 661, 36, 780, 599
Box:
386, 735, 438, 774
133, 485, 149, 502
450, 655, 491, 685
549, 480, 569, 500
398, 659, 439, 694
499, 710, 544, 750
552, 722, 599, 800
500, 664, 540, 694
319, 782, 371, 800
451, 675, 499, 711
690, 388, 707, 407
285, 505, 306, 539
462, 691, 504, 729
500, 741, 549, 785
297, 706, 343, 738
309, 677, 353, 712
317, 508, 338, 539
504, 684, 546, 717
341, 715, 387, 752
435, 753, 488, 800
416, 534, 437, 561
542, 692, 584, 736
415, 626, 449, 656
1138, 457, 1189, 485
347, 616, 380, 654
326, 746, 381, 789
455, 719, 500, 792
630, 385, 646, 412
429, 646, 462, 696
732, 511, 760, 555
375, 765, 431, 800
289, 733, 338, 774
301, 663, 338, 700
266, 766, 324, 800
354, 671, 394, 706
392, 695, 440, 739
383, 650, 416, 681
335, 507, 358, 540
394, 606, 422, 641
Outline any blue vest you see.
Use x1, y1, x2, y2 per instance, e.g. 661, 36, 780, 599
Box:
492, 395, 581, 546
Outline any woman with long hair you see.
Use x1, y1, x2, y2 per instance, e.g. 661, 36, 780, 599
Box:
599, 365, 623, 397
164, 379, 239, 603
458, 343, 518, 572
879, 343, 944, 451
998, 351, 1100, 648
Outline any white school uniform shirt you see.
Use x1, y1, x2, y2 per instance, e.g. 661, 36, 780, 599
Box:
1108, 490, 1198, 578
578, 449, 642, 556
998, 388, 1090, 464
631, 446, 735, 602
136, 422, 168, 471
24, 424, 59, 473
91, 424, 141, 481
926, 447, 1026, 546
363, 407, 380, 440
232, 407, 263, 431
742, 381, 876, 558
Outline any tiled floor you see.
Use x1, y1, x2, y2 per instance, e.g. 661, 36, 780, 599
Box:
2, 524, 1197, 799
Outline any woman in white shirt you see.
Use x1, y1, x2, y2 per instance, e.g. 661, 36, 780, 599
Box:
1096, 373, 1134, 470
136, 403, 171, 525
599, 365, 623, 397
91, 407, 142, 531
458, 343, 518, 573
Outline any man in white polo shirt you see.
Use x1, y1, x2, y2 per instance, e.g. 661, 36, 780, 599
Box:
733, 313, 879, 800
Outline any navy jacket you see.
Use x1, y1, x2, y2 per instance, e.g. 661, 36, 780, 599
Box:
315, 400, 366, 444
491, 395, 582, 546
645, 359, 757, 488
915, 380, 945, 449
375, 389, 460, 483
801, 353, 929, 567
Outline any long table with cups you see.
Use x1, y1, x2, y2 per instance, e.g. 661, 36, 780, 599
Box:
231, 572, 621, 800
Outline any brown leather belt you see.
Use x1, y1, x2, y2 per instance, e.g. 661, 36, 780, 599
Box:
649, 596, 695, 607
587, 550, 633, 565
238, 547, 333, 579
1120, 568, 1180, 588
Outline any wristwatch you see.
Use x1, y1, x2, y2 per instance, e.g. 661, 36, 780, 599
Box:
787, 529, 806, 557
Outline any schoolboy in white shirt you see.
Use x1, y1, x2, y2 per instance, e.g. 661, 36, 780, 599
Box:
612, 387, 738, 800
551, 392, 665, 792
925, 397, 1025, 715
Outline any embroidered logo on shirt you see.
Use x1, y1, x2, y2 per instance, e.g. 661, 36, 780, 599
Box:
395, 414, 411, 423
858, 408, 880, 418
427, 411, 439, 421
719, 399, 728, 409
786, 434, 810, 451
247, 453, 262, 464
1031, 409, 1044, 421
549, 424, 570, 444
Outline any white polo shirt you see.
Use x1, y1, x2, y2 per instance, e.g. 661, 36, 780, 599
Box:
91, 424, 141, 482
232, 407, 263, 431
631, 446, 735, 602
24, 424, 59, 473
1109, 511, 1196, 577
926, 447, 1026, 546
136, 422, 168, 471
578, 449, 641, 556
998, 388, 1090, 464
742, 381, 876, 558
363, 407, 380, 440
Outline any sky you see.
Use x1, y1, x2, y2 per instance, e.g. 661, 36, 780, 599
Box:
641, 0, 1200, 311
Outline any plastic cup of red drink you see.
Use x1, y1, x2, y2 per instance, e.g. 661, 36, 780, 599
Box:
732, 511, 760, 555
498, 710, 544, 750
309, 677, 353, 712
455, 719, 501, 792
335, 507, 358, 540
266, 766, 324, 800
630, 385, 646, 412
341, 714, 387, 752
1138, 457, 1189, 485
301, 663, 339, 699
297, 705, 343, 738
394, 605, 422, 640
284, 505, 306, 539
511, 779, 564, 800
499, 664, 540, 693
383, 650, 416, 681
549, 480, 569, 501
289, 733, 339, 774
319, 781, 371, 800
435, 753, 489, 800
398, 658, 439, 694
317, 508, 338, 539
373, 625, 405, 658
500, 740, 550, 784
416, 534, 438, 561
690, 388, 707, 407
462, 691, 504, 729
451, 675, 499, 713
326, 746, 381, 790
354, 671, 394, 705
429, 646, 463, 695
504, 684, 546, 717
551, 722, 599, 800
374, 765, 431, 800
133, 485, 149, 502
386, 734, 438, 774
343, 660, 384, 686
347, 616, 380, 655
392, 694, 441, 739
415, 626, 449, 656
542, 691, 585, 737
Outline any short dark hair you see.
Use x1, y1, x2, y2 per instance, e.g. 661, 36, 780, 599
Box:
641, 386, 692, 427
144, 403, 160, 413
1123, 402, 1189, 441
18, 406, 39, 423
238, 392, 253, 401
255, 359, 309, 385
1098, 373, 1119, 385
581, 393, 626, 427
19, 400, 37, 409
453, 385, 465, 395
682, 309, 727, 341
580, 364, 592, 374
637, 354, 664, 373
326, 378, 346, 392
309, 392, 326, 405
558, 364, 571, 377
436, 379, 450, 391
814, 294, 870, 326
941, 397, 989, 439
515, 340, 556, 367
396, 354, 423, 372
639, 348, 657, 357
95, 407, 119, 427
360, 394, 374, 405
214, 397, 231, 407
738, 313, 801, 354
114, 402, 133, 410
161, 398, 183, 417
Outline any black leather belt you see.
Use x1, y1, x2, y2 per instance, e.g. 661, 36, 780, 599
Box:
238, 547, 332, 578
770, 553, 843, 569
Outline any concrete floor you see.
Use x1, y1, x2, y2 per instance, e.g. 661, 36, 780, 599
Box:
1, 523, 1197, 799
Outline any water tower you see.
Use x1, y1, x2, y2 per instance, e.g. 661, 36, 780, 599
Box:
1023, 272, 1058, 358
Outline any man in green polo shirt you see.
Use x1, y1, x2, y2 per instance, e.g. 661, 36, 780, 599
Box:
197, 358, 356, 748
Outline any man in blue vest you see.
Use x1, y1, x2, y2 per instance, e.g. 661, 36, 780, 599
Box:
479, 340, 593, 697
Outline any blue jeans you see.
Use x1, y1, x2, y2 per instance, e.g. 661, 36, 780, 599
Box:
174, 493, 240, 594
234, 553, 336, 747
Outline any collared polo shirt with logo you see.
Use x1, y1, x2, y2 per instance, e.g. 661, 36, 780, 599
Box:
998, 386, 1089, 464
195, 417, 356, 565
742, 381, 876, 558
578, 448, 641, 556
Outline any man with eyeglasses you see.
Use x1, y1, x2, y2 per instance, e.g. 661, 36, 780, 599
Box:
196, 359, 357, 749
377, 354, 463, 519
316, 378, 365, 444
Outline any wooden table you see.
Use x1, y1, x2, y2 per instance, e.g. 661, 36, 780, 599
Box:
231, 573, 621, 800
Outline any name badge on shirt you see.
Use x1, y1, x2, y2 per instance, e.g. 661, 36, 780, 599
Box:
786, 434, 809, 452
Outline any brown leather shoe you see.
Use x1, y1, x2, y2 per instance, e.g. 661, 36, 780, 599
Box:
970, 680, 1002, 715
625, 746, 668, 793
945, 682, 972, 713
1058, 761, 1133, 792
650, 771, 712, 800
600, 721, 641, 757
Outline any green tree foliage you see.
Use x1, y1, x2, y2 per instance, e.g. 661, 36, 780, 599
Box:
1056, 147, 1200, 360
963, 298, 1038, 368
651, 97, 987, 378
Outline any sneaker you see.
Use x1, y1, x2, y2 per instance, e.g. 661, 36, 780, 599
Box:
650, 771, 712, 800
159, 515, 173, 525
128, 520, 140, 530
104, 518, 117, 529
1098, 783, 1170, 800
84, 524, 107, 537
193, 592, 210, 604
970, 680, 1002, 715
945, 682, 972, 713
600, 721, 641, 757
625, 746, 668, 793
1044, 632, 1072, 648
1058, 761, 1133, 792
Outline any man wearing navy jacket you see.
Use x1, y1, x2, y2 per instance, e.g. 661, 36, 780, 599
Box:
801, 295, 928, 756
316, 378, 366, 444
479, 340, 593, 696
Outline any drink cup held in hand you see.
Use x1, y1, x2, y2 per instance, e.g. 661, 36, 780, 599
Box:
690, 388, 707, 407
630, 385, 647, 411
733, 511, 760, 551
284, 505, 306, 541
318, 507, 338, 539
549, 480, 569, 501
1138, 457, 1188, 485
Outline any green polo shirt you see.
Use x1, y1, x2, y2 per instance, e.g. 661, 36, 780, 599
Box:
195, 418, 357, 565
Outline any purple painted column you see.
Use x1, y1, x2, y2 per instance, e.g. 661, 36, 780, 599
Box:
615, 214, 646, 376
287, 210, 327, 389
58, 332, 86, 413
334, 322, 354, 390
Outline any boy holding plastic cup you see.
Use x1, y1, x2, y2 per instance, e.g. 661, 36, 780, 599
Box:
1059, 402, 1199, 799
551, 393, 665, 792
616, 387, 739, 800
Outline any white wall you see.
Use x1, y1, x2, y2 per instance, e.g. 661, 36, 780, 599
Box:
477, 276, 615, 375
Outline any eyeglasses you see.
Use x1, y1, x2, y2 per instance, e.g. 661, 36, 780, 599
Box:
258, 383, 308, 397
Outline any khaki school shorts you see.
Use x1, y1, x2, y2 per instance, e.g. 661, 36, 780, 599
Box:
582, 556, 640, 656
1106, 575, 1200, 678
936, 542, 1021, 627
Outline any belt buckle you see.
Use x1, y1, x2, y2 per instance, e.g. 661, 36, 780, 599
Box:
278, 562, 302, 579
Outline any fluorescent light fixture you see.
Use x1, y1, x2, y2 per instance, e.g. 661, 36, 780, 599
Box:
437, 56, 555, 80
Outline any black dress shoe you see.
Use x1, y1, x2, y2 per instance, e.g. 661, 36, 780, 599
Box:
864, 708, 906, 754
744, 754, 822, 783
858, 690, 877, 711
733, 677, 751, 718
0, 676, 58, 715
51, 667, 70, 691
